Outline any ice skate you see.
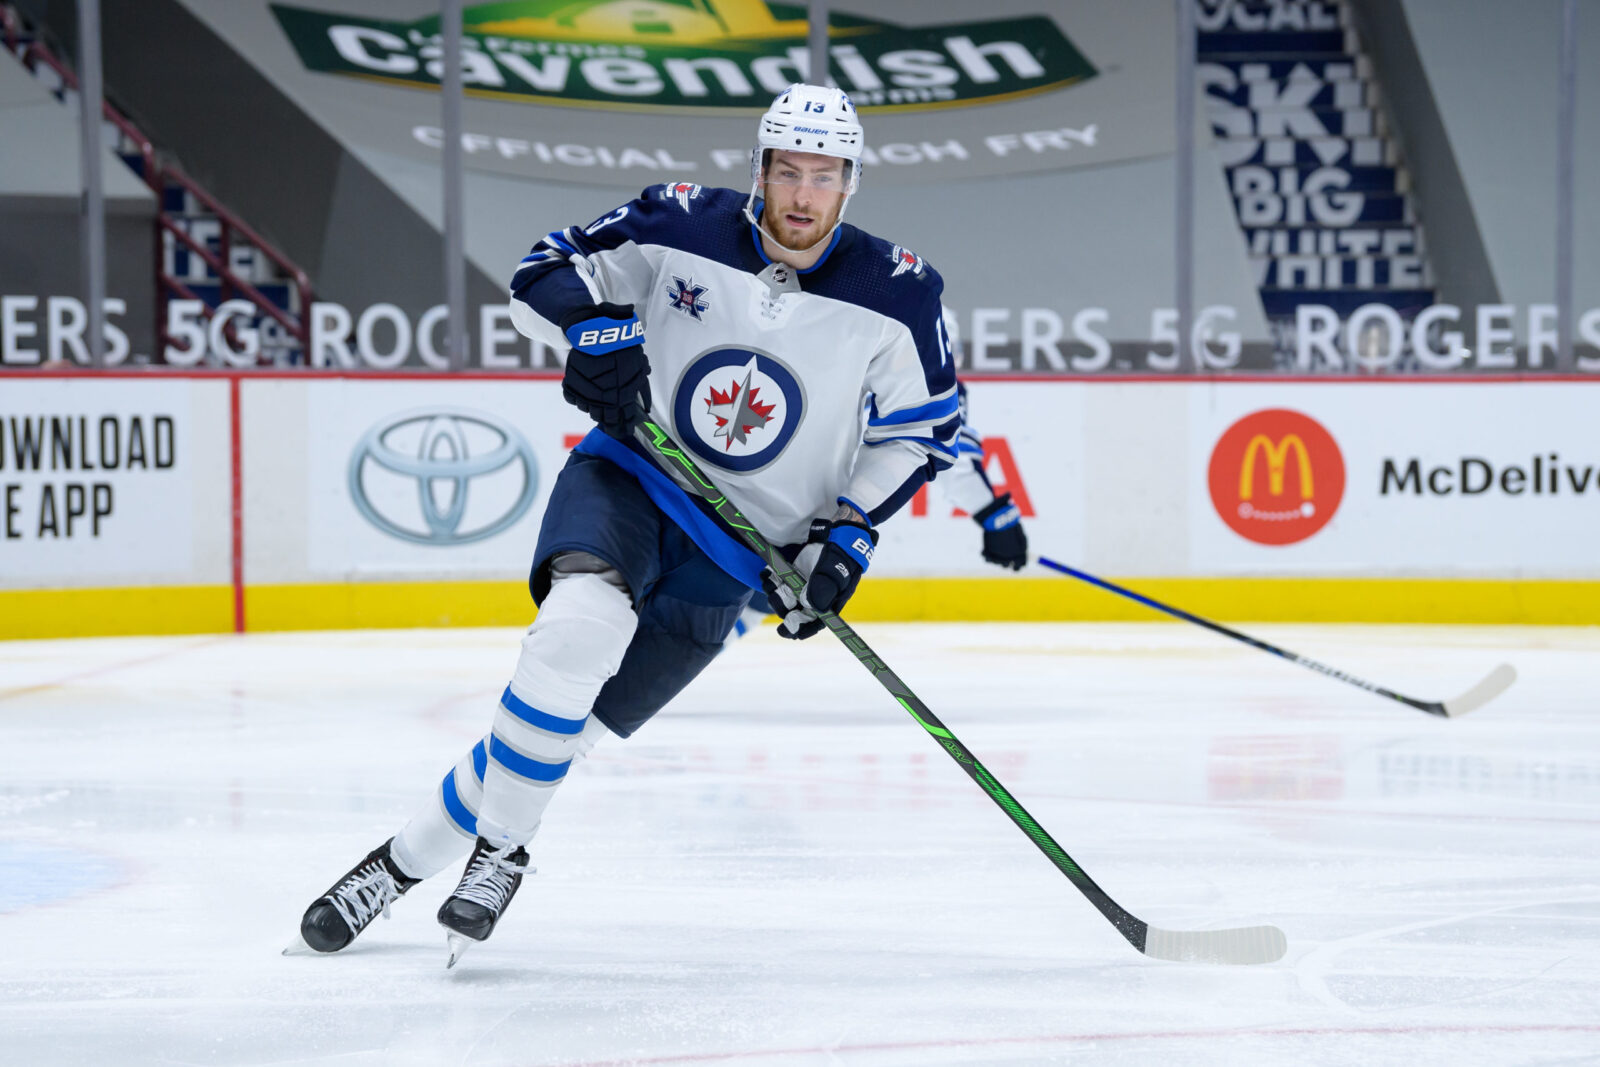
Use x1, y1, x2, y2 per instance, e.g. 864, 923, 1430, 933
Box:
437, 836, 530, 968
286, 838, 420, 955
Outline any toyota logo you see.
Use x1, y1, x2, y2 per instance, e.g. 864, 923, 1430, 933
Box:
348, 408, 538, 546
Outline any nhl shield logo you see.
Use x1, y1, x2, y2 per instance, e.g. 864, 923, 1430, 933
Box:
661, 181, 702, 213
889, 245, 924, 278
672, 347, 805, 473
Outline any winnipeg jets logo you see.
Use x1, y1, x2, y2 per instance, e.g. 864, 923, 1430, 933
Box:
704, 369, 776, 449
673, 348, 805, 473
889, 244, 925, 278
666, 275, 710, 320
661, 182, 702, 213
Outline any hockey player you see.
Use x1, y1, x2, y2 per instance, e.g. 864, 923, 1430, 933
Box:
724, 309, 1025, 644
290, 84, 959, 966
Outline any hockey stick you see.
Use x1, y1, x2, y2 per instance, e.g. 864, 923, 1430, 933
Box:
633, 421, 1286, 965
1035, 557, 1516, 719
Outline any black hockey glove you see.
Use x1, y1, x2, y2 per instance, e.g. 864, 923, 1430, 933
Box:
973, 492, 1027, 571
762, 515, 879, 640
558, 302, 651, 439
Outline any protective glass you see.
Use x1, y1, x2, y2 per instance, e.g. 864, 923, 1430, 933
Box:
761, 162, 852, 190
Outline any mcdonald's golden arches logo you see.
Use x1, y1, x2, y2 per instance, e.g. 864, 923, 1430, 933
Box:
1208, 409, 1344, 545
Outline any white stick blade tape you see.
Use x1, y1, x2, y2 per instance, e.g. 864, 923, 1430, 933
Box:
1143, 924, 1288, 965
1443, 663, 1518, 717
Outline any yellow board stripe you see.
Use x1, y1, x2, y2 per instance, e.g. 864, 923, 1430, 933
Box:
852, 577, 1600, 626
3, 577, 1599, 640
0, 585, 236, 640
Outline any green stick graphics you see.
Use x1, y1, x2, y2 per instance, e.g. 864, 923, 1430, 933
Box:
636, 421, 1286, 966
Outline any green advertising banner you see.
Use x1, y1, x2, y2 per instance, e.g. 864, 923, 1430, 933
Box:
271, 0, 1096, 113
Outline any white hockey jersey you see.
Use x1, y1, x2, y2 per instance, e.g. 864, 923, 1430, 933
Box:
509, 183, 959, 588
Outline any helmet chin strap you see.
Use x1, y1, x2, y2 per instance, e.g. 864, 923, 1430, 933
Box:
743, 187, 852, 258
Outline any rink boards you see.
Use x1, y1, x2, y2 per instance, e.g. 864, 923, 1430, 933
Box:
3, 371, 1598, 637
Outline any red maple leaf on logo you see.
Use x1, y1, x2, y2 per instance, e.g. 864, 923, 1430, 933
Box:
705, 371, 777, 449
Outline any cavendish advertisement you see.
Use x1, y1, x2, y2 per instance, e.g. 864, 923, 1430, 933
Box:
271, 0, 1097, 113
222, 0, 1178, 187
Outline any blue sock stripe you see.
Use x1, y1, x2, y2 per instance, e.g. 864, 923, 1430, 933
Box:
489, 734, 573, 783
471, 740, 488, 783
500, 686, 587, 736
440, 769, 478, 836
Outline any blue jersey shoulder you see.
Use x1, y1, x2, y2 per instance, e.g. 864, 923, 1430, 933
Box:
572, 184, 757, 269
805, 227, 950, 386
807, 226, 945, 331
513, 185, 757, 321
637, 182, 746, 219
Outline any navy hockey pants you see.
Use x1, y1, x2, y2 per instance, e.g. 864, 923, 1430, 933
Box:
530, 451, 753, 737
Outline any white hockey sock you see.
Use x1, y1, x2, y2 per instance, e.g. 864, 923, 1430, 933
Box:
391, 717, 610, 880
476, 569, 636, 849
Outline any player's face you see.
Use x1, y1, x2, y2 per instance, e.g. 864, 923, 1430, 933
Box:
761, 150, 848, 248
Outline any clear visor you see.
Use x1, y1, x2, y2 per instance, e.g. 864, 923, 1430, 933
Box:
756, 151, 856, 192
762, 169, 848, 190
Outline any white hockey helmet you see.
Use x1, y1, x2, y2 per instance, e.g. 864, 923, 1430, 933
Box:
744, 83, 864, 254
750, 83, 864, 194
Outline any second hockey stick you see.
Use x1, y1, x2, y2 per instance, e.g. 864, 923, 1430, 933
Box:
634, 421, 1286, 966
1035, 557, 1515, 718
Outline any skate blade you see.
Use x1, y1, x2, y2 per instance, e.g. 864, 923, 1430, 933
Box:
445, 932, 474, 969
281, 933, 316, 957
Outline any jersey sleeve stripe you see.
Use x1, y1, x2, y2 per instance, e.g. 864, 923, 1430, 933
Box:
867, 392, 961, 428
511, 256, 597, 321
864, 434, 959, 459
510, 255, 563, 289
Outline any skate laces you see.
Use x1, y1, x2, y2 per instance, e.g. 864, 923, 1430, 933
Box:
326, 861, 403, 931
455, 848, 528, 913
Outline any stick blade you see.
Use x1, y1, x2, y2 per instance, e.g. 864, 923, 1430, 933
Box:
1142, 923, 1287, 965
1442, 663, 1517, 717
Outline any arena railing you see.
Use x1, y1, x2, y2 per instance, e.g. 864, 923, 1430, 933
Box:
3, 4, 314, 363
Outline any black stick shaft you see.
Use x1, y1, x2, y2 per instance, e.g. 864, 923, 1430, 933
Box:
1035, 557, 1443, 716
634, 423, 1152, 952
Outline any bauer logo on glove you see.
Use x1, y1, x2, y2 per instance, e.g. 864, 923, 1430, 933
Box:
574, 321, 644, 349
762, 513, 880, 639
557, 301, 652, 439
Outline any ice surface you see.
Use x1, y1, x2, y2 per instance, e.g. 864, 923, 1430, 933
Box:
1, 622, 1597, 1065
